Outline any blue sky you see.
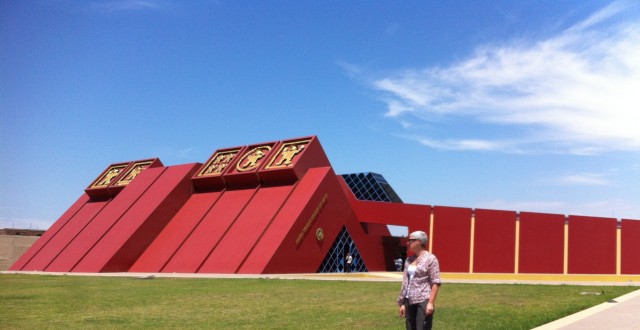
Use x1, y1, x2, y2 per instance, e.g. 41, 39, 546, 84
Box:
1, 0, 639, 230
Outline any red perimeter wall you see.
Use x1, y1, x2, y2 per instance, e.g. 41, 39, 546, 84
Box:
518, 212, 565, 274
473, 209, 516, 273
432, 206, 472, 272
568, 215, 617, 274
622, 219, 640, 274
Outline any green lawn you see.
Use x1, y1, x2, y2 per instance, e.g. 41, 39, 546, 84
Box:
0, 274, 636, 329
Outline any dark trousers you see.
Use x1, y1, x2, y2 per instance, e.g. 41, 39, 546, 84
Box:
404, 299, 433, 330
345, 263, 351, 273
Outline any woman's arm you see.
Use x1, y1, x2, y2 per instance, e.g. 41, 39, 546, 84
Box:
426, 283, 440, 315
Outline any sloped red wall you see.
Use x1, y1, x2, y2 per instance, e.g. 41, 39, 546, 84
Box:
20, 200, 108, 271
10, 194, 94, 271
162, 188, 258, 273
259, 167, 386, 274
73, 163, 199, 272
45, 167, 167, 272
238, 167, 334, 273
199, 185, 294, 273
129, 191, 223, 272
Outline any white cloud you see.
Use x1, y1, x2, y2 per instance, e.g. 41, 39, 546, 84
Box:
89, 0, 166, 13
414, 136, 509, 152
370, 2, 640, 154
554, 173, 612, 186
174, 146, 197, 159
385, 23, 401, 36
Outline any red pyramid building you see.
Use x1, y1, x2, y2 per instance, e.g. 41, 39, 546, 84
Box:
12, 135, 640, 275
11, 136, 419, 274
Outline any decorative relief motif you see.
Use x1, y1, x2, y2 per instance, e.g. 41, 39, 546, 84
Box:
236, 146, 271, 172
91, 164, 128, 188
114, 161, 152, 186
266, 139, 310, 169
197, 149, 240, 177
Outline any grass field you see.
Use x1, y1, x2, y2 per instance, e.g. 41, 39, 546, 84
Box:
0, 274, 636, 329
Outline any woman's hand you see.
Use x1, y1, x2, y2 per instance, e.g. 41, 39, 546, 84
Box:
399, 304, 406, 318
426, 302, 435, 315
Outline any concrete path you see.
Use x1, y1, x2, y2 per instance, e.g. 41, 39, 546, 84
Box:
533, 289, 640, 330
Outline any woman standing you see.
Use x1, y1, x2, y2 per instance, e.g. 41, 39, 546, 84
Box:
397, 231, 442, 330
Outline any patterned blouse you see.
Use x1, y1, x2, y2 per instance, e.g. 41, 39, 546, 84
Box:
397, 252, 442, 306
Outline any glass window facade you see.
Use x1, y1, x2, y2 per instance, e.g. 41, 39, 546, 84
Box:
317, 226, 368, 273
317, 173, 402, 273
341, 172, 403, 203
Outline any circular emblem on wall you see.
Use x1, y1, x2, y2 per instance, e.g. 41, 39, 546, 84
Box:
316, 228, 324, 241
236, 146, 272, 172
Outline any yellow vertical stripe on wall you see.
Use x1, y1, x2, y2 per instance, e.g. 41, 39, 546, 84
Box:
617, 225, 621, 275
429, 209, 434, 252
515, 216, 520, 274
469, 213, 475, 273
563, 221, 569, 275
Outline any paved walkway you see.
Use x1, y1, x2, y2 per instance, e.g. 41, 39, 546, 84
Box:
533, 288, 640, 330
4, 271, 640, 329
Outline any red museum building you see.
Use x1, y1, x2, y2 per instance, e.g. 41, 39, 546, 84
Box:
10, 136, 640, 275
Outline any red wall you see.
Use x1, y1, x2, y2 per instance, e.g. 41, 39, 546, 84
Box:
73, 163, 199, 272
259, 167, 387, 274
199, 185, 294, 273
10, 194, 94, 271
129, 191, 223, 272
262, 167, 352, 273
518, 212, 565, 274
473, 209, 516, 273
21, 200, 108, 271
45, 167, 166, 272
568, 215, 617, 274
621, 219, 640, 274
432, 206, 472, 272
161, 188, 258, 273
350, 199, 430, 236
239, 167, 335, 273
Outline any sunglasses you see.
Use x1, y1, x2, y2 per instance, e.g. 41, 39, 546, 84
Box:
408, 239, 419, 243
